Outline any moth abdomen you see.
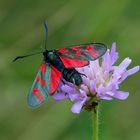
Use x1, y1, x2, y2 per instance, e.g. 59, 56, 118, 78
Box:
62, 68, 82, 86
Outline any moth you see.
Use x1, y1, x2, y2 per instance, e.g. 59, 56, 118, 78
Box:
13, 23, 107, 107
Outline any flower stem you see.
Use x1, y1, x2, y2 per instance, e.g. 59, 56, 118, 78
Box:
92, 105, 99, 140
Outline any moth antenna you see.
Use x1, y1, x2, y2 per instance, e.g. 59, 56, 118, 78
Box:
44, 21, 48, 50
12, 51, 43, 62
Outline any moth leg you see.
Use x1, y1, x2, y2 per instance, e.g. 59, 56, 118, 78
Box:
61, 79, 66, 84
79, 72, 87, 78
72, 78, 76, 85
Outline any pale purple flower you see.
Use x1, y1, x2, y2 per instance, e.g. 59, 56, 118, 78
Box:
53, 43, 140, 114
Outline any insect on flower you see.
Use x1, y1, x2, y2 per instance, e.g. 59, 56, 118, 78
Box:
13, 22, 107, 107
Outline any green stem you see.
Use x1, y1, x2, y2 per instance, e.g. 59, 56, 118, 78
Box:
93, 105, 99, 140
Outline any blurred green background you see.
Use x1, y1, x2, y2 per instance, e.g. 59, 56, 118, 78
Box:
0, 0, 140, 140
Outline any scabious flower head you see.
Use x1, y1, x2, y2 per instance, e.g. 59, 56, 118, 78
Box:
53, 43, 140, 114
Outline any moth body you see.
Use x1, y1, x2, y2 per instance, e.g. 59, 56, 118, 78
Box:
43, 50, 82, 86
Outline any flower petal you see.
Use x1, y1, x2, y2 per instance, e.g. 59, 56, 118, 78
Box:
61, 85, 74, 93
80, 84, 89, 93
102, 50, 111, 74
120, 66, 140, 82
110, 42, 119, 65
79, 89, 87, 97
71, 101, 85, 113
68, 93, 79, 101
89, 80, 96, 93
113, 91, 129, 100
53, 92, 68, 101
127, 66, 140, 75
99, 95, 113, 100
119, 57, 132, 70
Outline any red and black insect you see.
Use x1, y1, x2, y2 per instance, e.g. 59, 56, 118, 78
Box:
13, 22, 107, 107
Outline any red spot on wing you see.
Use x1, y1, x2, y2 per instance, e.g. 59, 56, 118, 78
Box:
32, 88, 39, 94
58, 47, 69, 53
36, 94, 43, 101
41, 80, 46, 86
86, 45, 98, 57
86, 45, 93, 51
36, 76, 41, 81
39, 64, 46, 74
90, 51, 98, 57
72, 45, 80, 51
75, 51, 81, 56
50, 65, 62, 94
35, 64, 47, 87
32, 88, 43, 101
72, 46, 82, 56
35, 76, 46, 86
60, 57, 88, 68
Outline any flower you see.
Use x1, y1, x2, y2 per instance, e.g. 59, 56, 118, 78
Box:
53, 43, 140, 113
